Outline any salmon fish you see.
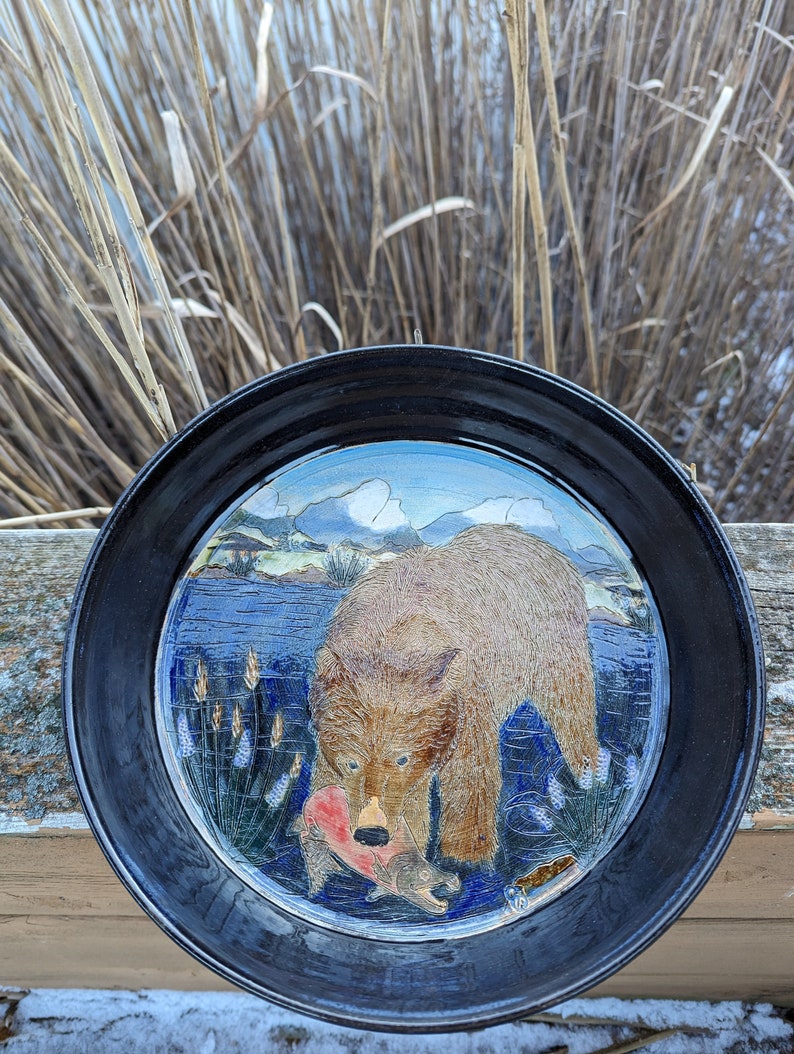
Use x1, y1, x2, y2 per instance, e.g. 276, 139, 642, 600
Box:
294, 785, 461, 915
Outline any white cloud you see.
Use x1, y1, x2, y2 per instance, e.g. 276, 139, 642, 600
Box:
244, 485, 289, 521
458, 496, 515, 524
505, 497, 560, 533
294, 479, 416, 549
344, 479, 408, 531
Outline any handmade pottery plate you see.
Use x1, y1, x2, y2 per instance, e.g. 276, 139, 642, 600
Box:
63, 345, 764, 1031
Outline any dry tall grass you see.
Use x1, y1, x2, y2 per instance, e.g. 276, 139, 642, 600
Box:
0, 0, 791, 525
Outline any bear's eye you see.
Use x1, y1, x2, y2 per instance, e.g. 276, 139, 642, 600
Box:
346, 759, 360, 772
395, 754, 409, 768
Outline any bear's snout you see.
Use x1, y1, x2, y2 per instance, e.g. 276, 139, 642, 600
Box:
353, 796, 391, 846
353, 825, 390, 846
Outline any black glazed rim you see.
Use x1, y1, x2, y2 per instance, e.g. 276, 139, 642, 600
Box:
63, 345, 765, 1032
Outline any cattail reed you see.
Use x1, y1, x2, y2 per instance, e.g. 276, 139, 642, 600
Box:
265, 752, 302, 808
546, 773, 565, 811
176, 712, 196, 758
244, 648, 260, 692
193, 659, 208, 703
173, 643, 301, 862
270, 711, 284, 749
625, 756, 639, 789
595, 747, 612, 784
233, 727, 254, 768
518, 748, 641, 866
265, 773, 291, 808
529, 805, 553, 833
232, 702, 243, 739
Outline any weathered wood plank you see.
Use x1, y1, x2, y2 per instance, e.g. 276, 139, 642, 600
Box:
0, 913, 233, 992
0, 530, 94, 822
725, 524, 794, 823
1, 910, 792, 1005
590, 919, 794, 1006
1, 524, 792, 826
0, 831, 131, 916
0, 827, 791, 1002
681, 829, 794, 919
1, 829, 791, 922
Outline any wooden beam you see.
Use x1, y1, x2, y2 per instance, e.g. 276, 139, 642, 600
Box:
0, 828, 792, 1002
1, 530, 95, 824
0, 526, 792, 1002
3, 829, 791, 922
2, 525, 792, 828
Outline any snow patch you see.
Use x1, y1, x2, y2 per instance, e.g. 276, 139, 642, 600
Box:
2, 990, 791, 1053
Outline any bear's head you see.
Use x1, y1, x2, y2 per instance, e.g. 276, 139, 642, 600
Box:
308, 639, 466, 847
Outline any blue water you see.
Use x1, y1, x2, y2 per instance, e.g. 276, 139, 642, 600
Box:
159, 577, 666, 927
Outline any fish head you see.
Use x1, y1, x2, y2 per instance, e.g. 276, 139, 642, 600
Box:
385, 851, 461, 914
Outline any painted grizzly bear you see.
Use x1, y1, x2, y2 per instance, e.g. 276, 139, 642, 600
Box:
308, 524, 599, 865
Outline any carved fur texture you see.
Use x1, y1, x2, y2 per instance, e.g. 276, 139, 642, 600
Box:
308, 524, 599, 864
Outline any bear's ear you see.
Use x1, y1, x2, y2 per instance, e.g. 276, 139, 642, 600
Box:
315, 646, 339, 680
423, 647, 465, 692
314, 646, 350, 685
310, 647, 357, 729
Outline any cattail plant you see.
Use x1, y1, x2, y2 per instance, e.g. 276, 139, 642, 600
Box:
244, 647, 260, 693
270, 710, 284, 749
176, 647, 304, 867
506, 747, 641, 868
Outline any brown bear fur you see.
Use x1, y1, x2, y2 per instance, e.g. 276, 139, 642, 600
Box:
308, 524, 599, 865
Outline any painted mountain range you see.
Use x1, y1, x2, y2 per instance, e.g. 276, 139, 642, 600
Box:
193, 478, 616, 581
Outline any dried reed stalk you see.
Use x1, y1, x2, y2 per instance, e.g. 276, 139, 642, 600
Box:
178, 0, 276, 374
504, 0, 528, 361
0, 0, 790, 524
505, 0, 557, 373
533, 0, 598, 392
361, 0, 393, 346
49, 0, 206, 418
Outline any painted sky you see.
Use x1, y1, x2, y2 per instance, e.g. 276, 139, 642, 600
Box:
240, 440, 636, 576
